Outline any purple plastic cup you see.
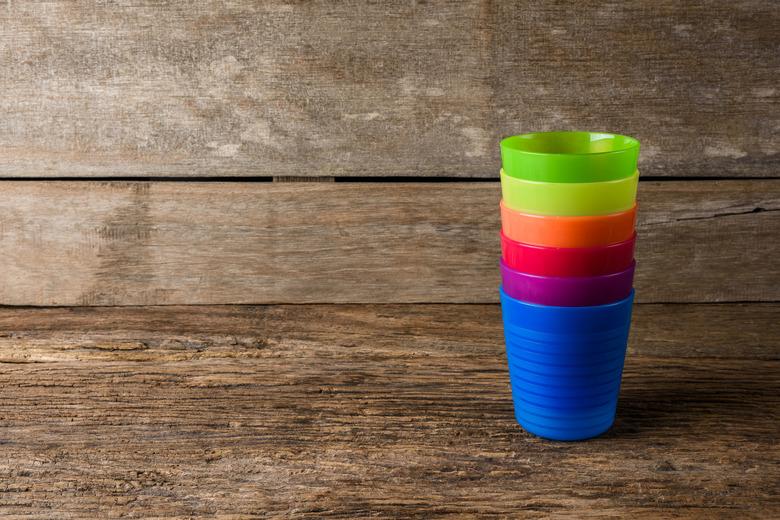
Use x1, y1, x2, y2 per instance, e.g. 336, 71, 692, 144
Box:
500, 259, 635, 307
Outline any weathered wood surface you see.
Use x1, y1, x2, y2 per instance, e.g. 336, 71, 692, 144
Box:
0, 1, 776, 178
0, 180, 777, 305
0, 304, 776, 517
0, 303, 777, 362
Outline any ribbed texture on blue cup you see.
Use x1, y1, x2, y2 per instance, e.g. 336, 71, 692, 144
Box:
500, 287, 634, 441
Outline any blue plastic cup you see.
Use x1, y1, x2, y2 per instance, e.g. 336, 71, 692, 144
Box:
499, 287, 634, 441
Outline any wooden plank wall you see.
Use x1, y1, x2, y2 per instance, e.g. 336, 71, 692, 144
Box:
0, 180, 778, 305
0, 1, 777, 306
0, 1, 776, 178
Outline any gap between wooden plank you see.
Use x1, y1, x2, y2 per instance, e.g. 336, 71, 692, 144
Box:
0, 176, 777, 182
274, 176, 335, 183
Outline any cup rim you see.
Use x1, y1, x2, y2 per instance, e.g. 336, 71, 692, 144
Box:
500, 169, 639, 216
500, 199, 638, 221
500, 257, 635, 283
500, 229, 637, 253
500, 131, 639, 158
499, 200, 638, 248
501, 168, 639, 188
499, 286, 635, 310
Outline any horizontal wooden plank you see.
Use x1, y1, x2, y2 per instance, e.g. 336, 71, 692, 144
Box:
0, 180, 778, 305
0, 304, 776, 517
0, 304, 777, 362
0, 1, 776, 178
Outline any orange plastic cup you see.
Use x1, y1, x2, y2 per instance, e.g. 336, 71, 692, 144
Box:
500, 200, 637, 248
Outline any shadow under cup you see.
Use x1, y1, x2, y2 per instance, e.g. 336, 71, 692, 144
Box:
499, 288, 635, 441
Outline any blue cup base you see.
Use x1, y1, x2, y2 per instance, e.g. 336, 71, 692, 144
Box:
516, 413, 615, 442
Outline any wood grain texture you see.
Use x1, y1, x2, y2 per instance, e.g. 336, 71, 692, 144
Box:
0, 1, 776, 178
0, 304, 777, 518
0, 180, 778, 305
0, 303, 777, 362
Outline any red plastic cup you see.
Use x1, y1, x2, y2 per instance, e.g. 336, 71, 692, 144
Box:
500, 259, 636, 307
501, 231, 636, 277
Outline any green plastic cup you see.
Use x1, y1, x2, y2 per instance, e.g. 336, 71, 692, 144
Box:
500, 132, 640, 183
500, 169, 638, 216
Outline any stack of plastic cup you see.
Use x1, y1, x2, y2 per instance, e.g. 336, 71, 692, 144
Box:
498, 131, 640, 441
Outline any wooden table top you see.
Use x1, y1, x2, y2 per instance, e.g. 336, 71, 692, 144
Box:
0, 304, 776, 518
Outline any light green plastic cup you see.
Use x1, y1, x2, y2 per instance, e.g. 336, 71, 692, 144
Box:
500, 132, 640, 183
500, 169, 639, 216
